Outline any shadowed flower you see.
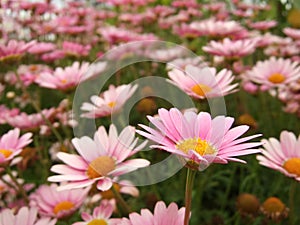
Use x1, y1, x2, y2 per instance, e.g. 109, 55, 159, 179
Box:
0, 207, 56, 225
260, 197, 289, 222
48, 124, 149, 191
257, 130, 300, 181
30, 184, 89, 219
168, 65, 238, 99
81, 84, 138, 118
0, 128, 32, 165
236, 193, 260, 217
137, 108, 261, 171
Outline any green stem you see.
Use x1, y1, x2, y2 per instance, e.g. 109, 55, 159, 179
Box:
184, 168, 197, 225
289, 179, 297, 225
111, 184, 131, 216
6, 167, 29, 204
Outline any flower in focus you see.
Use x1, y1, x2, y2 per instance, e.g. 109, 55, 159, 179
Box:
30, 184, 89, 219
168, 65, 238, 99
0, 128, 32, 165
137, 108, 261, 171
120, 201, 185, 225
202, 38, 256, 59
245, 57, 300, 89
257, 130, 300, 181
0, 207, 57, 225
48, 124, 149, 191
35, 61, 90, 91
81, 84, 138, 118
260, 197, 289, 222
72, 200, 121, 225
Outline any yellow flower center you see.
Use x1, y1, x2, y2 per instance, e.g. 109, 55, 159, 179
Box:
261, 197, 285, 214
268, 73, 285, 84
283, 158, 300, 177
53, 201, 75, 215
29, 65, 38, 72
191, 84, 212, 97
176, 138, 215, 155
86, 156, 116, 179
0, 149, 13, 158
61, 79, 68, 84
87, 219, 108, 225
101, 183, 121, 199
107, 101, 116, 108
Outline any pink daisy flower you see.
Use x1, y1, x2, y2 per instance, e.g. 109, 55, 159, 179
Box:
30, 184, 89, 219
72, 200, 121, 225
28, 42, 56, 55
0, 128, 32, 165
0, 40, 36, 62
0, 105, 19, 124
257, 131, 300, 182
0, 207, 56, 225
283, 27, 300, 40
80, 84, 138, 118
248, 20, 277, 31
48, 124, 149, 191
137, 108, 261, 171
120, 201, 185, 225
62, 41, 91, 57
168, 65, 238, 99
245, 57, 300, 89
202, 38, 256, 58
36, 62, 90, 91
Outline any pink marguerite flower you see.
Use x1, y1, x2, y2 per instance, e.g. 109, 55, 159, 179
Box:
0, 128, 32, 165
248, 20, 277, 31
137, 108, 262, 171
168, 65, 238, 99
30, 184, 89, 219
0, 207, 56, 225
0, 40, 36, 62
48, 124, 149, 191
62, 41, 91, 57
283, 27, 300, 40
257, 131, 300, 182
81, 84, 138, 118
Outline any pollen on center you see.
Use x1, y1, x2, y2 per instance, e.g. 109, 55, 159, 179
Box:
268, 73, 285, 84
53, 201, 74, 215
191, 84, 212, 97
176, 138, 215, 156
86, 156, 116, 179
87, 219, 108, 225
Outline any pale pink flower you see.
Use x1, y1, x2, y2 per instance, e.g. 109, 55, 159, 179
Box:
166, 57, 207, 71
62, 41, 91, 57
257, 131, 300, 181
30, 184, 88, 219
137, 108, 261, 171
0, 105, 19, 124
203, 38, 256, 58
48, 124, 149, 191
0, 128, 32, 165
72, 200, 121, 225
248, 20, 277, 31
168, 65, 238, 99
28, 42, 56, 55
36, 62, 90, 91
81, 84, 138, 118
245, 57, 300, 89
283, 27, 300, 40
120, 201, 185, 225
41, 50, 65, 62
0, 207, 56, 225
6, 108, 56, 130
0, 40, 36, 62
17, 64, 52, 86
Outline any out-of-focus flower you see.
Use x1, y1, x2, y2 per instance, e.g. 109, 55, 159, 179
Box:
62, 41, 91, 57
30, 184, 89, 219
0, 40, 36, 62
81, 84, 138, 118
248, 20, 277, 31
28, 42, 56, 55
137, 108, 261, 171
0, 207, 57, 225
260, 197, 289, 222
236, 193, 260, 217
36, 62, 90, 91
257, 130, 300, 181
0, 105, 19, 124
100, 180, 139, 199
168, 65, 238, 99
203, 38, 256, 59
120, 201, 185, 225
237, 114, 258, 130
48, 124, 149, 191
166, 57, 206, 71
245, 57, 300, 89
72, 200, 121, 225
6, 108, 56, 130
0, 128, 32, 165
283, 27, 300, 39
17, 64, 52, 86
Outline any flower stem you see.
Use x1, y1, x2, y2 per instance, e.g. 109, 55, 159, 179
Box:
111, 184, 131, 216
289, 179, 297, 225
184, 168, 197, 225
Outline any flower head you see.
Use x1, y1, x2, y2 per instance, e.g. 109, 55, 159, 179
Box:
260, 197, 289, 222
81, 84, 138, 118
168, 65, 238, 99
257, 130, 300, 181
137, 108, 261, 171
48, 124, 149, 191
30, 184, 89, 219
